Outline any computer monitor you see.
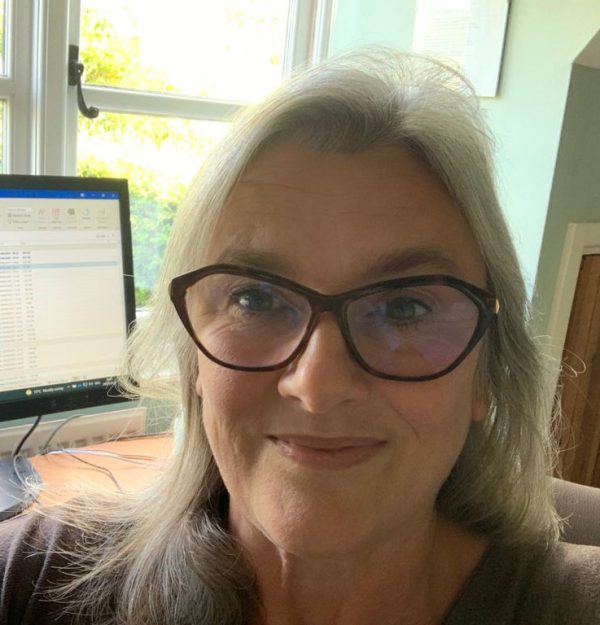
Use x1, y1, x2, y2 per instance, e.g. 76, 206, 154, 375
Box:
0, 175, 136, 517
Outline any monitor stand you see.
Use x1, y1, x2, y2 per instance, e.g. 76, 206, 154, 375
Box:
0, 456, 41, 520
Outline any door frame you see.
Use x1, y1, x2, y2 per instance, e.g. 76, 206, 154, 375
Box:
546, 222, 600, 395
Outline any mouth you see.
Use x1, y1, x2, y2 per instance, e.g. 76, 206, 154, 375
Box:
268, 435, 386, 470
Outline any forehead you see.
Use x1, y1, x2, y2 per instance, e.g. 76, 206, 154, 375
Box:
208, 142, 486, 290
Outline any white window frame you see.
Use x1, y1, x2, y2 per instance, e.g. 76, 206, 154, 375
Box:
36, 0, 79, 175
71, 0, 334, 176
5, 0, 336, 178
0, 0, 37, 173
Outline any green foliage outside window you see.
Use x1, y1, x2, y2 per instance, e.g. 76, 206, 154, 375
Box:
77, 7, 226, 307
78, 2, 285, 307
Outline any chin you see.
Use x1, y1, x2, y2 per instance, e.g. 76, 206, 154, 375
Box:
253, 496, 383, 560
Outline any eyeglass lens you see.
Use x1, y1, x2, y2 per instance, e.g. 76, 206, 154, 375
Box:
184, 272, 482, 378
186, 274, 312, 368
346, 284, 478, 377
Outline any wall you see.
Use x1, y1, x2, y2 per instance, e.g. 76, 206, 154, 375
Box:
328, 0, 600, 297
480, 1, 600, 294
329, 0, 415, 53
533, 33, 600, 333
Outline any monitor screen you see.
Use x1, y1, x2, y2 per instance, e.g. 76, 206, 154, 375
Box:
0, 176, 136, 421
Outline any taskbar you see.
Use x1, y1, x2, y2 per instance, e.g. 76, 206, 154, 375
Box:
0, 377, 119, 404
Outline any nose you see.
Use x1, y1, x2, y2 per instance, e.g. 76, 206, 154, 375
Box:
277, 314, 371, 413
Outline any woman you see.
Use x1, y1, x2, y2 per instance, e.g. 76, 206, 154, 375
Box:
1, 51, 599, 625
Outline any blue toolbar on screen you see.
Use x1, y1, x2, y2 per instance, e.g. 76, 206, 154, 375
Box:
0, 189, 119, 199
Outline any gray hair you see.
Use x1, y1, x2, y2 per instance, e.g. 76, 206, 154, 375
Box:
56, 50, 560, 625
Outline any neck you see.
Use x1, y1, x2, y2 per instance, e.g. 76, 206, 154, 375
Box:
234, 511, 487, 625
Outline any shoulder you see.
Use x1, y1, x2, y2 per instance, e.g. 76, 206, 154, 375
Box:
532, 542, 600, 620
0, 511, 78, 625
0, 508, 67, 548
446, 540, 600, 625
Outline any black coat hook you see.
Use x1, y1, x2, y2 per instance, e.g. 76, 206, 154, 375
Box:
68, 45, 99, 119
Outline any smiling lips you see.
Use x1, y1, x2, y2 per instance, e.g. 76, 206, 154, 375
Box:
269, 435, 386, 470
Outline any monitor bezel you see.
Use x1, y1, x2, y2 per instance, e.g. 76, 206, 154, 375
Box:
0, 174, 136, 420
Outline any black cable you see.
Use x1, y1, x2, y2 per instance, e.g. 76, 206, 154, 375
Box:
12, 414, 43, 458
38, 413, 86, 455
11, 414, 44, 505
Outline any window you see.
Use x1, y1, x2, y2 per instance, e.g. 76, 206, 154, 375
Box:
75, 0, 302, 306
79, 1, 291, 101
78, 113, 227, 305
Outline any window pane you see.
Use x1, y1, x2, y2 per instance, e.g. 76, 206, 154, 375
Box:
0, 0, 5, 76
80, 0, 290, 102
77, 113, 228, 306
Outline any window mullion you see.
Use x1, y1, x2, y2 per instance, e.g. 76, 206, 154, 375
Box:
311, 0, 335, 64
283, 0, 335, 76
0, 76, 15, 94
283, 0, 317, 75
10, 0, 35, 173
35, 0, 79, 176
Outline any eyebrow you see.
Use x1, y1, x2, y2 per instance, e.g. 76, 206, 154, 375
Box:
213, 248, 296, 275
359, 248, 462, 281
214, 245, 462, 283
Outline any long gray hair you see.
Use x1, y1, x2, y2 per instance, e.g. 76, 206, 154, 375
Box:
54, 50, 560, 625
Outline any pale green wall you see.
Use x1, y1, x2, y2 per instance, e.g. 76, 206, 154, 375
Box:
329, 0, 416, 54
329, 0, 600, 298
480, 1, 600, 293
533, 60, 600, 332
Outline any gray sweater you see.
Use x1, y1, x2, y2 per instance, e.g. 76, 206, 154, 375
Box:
1, 512, 599, 624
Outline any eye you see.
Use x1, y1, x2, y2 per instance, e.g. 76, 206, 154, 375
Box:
384, 296, 430, 322
232, 287, 276, 313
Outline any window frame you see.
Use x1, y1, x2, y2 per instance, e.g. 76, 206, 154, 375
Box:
0, 0, 37, 174
5, 0, 336, 177
70, 0, 333, 177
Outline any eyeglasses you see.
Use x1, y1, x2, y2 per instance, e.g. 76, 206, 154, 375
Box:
169, 264, 500, 382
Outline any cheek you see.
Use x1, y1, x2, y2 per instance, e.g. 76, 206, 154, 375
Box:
383, 352, 483, 432
195, 353, 275, 419
195, 353, 277, 475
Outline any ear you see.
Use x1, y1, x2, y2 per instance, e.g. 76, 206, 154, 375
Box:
195, 373, 203, 398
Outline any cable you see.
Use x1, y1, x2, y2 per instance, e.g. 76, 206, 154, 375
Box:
10, 414, 44, 505
59, 449, 123, 492
11, 454, 41, 505
38, 414, 163, 459
46, 448, 161, 467
8, 412, 166, 506
12, 413, 43, 458
38, 413, 86, 455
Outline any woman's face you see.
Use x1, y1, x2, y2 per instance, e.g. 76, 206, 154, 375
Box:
197, 142, 487, 557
